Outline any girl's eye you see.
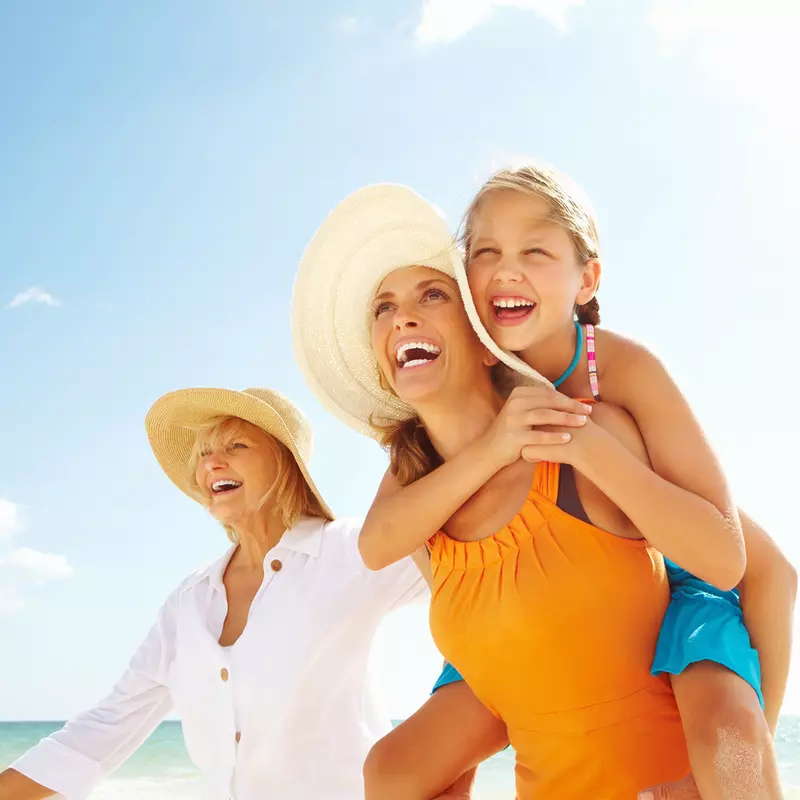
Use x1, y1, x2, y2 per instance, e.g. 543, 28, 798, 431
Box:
199, 448, 211, 458
472, 247, 498, 259
524, 248, 550, 257
228, 441, 248, 450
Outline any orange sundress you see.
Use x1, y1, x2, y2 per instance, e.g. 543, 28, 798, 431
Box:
428, 461, 690, 799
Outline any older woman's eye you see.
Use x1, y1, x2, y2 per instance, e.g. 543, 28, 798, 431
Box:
424, 288, 448, 301
373, 302, 392, 318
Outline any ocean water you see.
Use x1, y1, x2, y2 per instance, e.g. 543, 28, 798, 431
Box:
2, 717, 799, 798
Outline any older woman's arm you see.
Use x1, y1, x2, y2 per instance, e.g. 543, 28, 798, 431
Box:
0, 596, 177, 799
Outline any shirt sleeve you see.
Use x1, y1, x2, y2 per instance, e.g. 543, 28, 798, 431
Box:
377, 553, 430, 612
10, 592, 179, 799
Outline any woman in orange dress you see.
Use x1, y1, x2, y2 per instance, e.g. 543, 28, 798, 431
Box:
291, 185, 709, 798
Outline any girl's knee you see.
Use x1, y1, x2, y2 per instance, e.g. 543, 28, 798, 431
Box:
674, 664, 770, 752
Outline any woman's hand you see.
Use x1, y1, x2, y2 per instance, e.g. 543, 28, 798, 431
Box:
479, 386, 592, 471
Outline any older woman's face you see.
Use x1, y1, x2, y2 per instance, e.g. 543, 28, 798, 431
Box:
194, 419, 280, 526
370, 266, 493, 408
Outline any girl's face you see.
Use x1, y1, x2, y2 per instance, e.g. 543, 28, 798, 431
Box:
467, 189, 599, 352
370, 266, 495, 409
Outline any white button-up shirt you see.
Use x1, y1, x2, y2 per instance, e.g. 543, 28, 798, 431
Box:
12, 517, 427, 799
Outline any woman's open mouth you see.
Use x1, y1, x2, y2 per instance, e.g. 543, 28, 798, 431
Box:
211, 480, 243, 495
394, 341, 442, 370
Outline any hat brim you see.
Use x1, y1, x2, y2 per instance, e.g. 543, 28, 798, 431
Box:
292, 184, 463, 440
452, 257, 553, 385
292, 184, 551, 441
145, 387, 334, 520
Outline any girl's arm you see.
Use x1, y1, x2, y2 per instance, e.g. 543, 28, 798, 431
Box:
359, 387, 589, 570
570, 339, 745, 590
738, 511, 798, 732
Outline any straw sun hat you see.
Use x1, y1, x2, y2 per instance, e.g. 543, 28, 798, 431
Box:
291, 183, 549, 440
145, 387, 334, 519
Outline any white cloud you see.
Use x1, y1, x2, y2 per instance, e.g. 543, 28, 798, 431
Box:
5, 547, 74, 580
0, 586, 23, 616
415, 0, 585, 44
337, 15, 362, 36
5, 286, 62, 310
0, 498, 21, 539
0, 499, 74, 612
648, 0, 800, 133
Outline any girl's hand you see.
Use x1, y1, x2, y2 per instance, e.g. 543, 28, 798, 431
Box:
519, 414, 610, 468
480, 386, 591, 471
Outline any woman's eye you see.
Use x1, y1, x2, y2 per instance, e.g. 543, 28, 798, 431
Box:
424, 288, 448, 301
373, 302, 392, 317
228, 442, 248, 450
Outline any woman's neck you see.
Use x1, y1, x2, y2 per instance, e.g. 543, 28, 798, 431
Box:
231, 509, 286, 570
416, 383, 504, 462
518, 320, 580, 384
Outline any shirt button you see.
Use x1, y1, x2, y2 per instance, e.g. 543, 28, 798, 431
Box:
235, 732, 241, 744
220, 668, 229, 682
270, 559, 282, 572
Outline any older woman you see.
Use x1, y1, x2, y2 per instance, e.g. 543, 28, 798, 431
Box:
0, 387, 425, 800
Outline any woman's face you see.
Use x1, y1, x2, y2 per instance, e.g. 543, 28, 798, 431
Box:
370, 266, 494, 408
194, 419, 280, 526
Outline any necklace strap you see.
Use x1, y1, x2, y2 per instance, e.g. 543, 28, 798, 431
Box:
585, 324, 601, 401
553, 320, 583, 388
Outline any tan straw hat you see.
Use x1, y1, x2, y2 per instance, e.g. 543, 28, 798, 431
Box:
291, 183, 550, 440
145, 387, 334, 519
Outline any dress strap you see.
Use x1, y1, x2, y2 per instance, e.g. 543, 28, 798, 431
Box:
585, 324, 601, 402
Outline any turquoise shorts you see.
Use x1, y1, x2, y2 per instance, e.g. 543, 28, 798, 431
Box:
432, 559, 763, 707
651, 559, 763, 706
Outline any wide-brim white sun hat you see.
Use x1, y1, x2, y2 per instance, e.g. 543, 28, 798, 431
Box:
291, 183, 550, 441
145, 387, 334, 520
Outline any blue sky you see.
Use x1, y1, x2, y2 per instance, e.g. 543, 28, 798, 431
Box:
1, 0, 798, 721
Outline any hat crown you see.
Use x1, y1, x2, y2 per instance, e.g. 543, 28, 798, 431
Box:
241, 388, 313, 462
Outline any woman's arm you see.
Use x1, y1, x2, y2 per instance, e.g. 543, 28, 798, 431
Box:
0, 596, 177, 798
737, 511, 798, 732
567, 341, 745, 590
0, 770, 54, 800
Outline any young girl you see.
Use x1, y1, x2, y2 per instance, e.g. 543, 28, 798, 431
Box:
447, 163, 795, 798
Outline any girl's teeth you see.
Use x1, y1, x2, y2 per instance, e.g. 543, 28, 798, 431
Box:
494, 298, 533, 308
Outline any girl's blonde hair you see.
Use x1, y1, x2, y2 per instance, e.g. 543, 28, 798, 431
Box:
461, 163, 602, 326
186, 415, 331, 542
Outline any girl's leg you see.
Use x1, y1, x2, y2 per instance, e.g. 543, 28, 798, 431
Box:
363, 681, 507, 800
671, 662, 783, 800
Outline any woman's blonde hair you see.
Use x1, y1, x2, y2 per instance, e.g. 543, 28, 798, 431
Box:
186, 415, 331, 542
461, 163, 602, 326
370, 364, 518, 486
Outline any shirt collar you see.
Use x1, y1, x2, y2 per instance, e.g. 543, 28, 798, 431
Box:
185, 516, 326, 594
